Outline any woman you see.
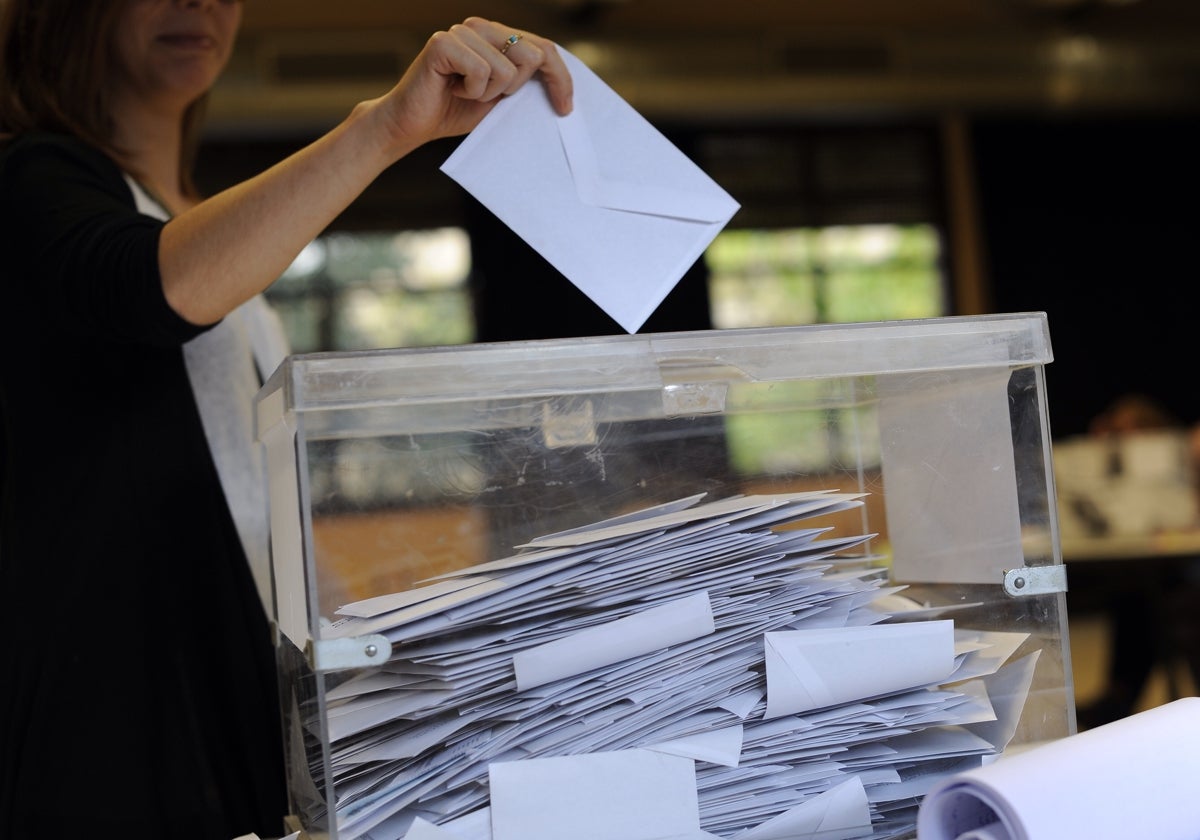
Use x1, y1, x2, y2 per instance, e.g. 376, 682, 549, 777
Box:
0, 1, 572, 838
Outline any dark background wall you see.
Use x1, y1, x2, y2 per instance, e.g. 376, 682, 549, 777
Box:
974, 113, 1200, 438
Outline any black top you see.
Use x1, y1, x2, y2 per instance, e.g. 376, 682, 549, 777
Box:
0, 133, 288, 839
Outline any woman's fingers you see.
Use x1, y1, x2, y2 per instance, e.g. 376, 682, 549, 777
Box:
375, 17, 574, 155
454, 18, 573, 115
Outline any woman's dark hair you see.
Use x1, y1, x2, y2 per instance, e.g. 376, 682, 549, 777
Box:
0, 0, 210, 197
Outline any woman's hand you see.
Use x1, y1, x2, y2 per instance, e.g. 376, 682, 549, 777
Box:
373, 17, 574, 156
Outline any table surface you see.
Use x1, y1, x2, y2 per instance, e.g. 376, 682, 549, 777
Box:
1060, 530, 1200, 562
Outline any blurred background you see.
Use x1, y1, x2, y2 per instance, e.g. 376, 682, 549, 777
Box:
197, 0, 1200, 718
203, 0, 1200, 436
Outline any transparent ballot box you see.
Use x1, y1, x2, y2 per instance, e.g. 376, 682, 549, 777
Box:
255, 313, 1071, 840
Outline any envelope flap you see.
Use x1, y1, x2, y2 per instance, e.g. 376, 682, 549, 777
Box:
557, 107, 737, 223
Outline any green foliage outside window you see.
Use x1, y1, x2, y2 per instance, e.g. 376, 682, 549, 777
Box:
707, 225, 945, 476
707, 225, 944, 329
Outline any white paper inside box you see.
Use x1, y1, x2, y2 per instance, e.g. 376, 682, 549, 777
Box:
255, 314, 1071, 840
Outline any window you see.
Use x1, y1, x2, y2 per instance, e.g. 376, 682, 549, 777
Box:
266, 227, 474, 354
706, 223, 947, 476
707, 224, 945, 329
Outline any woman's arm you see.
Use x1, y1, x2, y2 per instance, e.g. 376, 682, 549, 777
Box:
160, 17, 573, 326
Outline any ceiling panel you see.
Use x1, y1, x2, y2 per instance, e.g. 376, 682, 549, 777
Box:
210, 0, 1200, 136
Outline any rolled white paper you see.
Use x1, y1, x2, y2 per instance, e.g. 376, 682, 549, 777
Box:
954, 823, 1011, 840
917, 697, 1200, 840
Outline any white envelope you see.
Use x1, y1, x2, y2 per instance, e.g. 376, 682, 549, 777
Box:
511, 590, 715, 691
763, 620, 956, 718
735, 776, 872, 840
441, 46, 740, 334
488, 748, 722, 840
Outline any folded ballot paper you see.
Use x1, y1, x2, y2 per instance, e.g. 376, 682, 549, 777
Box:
917, 697, 1200, 840
441, 45, 740, 334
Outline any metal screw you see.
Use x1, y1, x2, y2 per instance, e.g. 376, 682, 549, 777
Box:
1013, 577, 1026, 589
365, 644, 378, 658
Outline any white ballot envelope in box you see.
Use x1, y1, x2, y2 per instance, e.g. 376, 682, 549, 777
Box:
441, 46, 740, 334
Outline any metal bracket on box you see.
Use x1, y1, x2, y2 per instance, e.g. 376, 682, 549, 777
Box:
1003, 565, 1067, 597
542, 400, 598, 448
307, 634, 392, 672
662, 382, 728, 416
